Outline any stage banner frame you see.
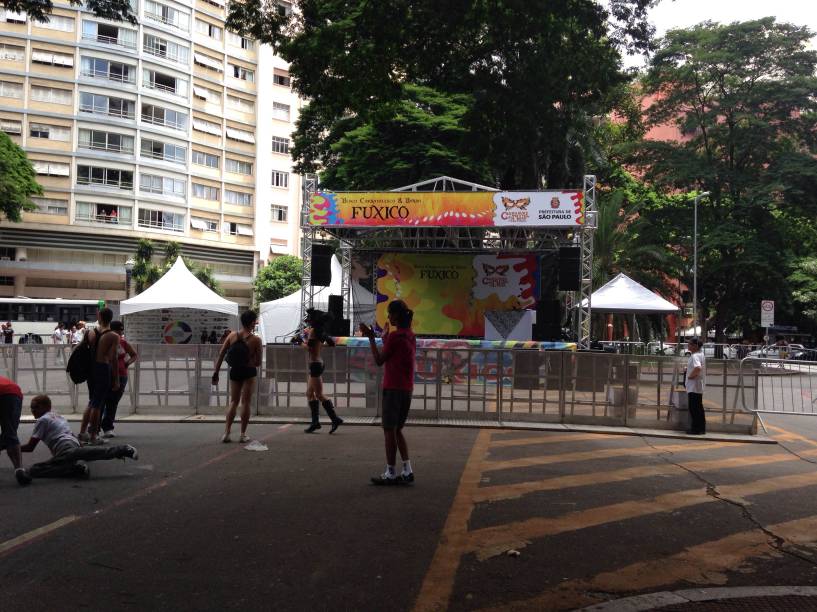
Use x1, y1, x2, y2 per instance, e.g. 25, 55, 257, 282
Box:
308, 190, 585, 228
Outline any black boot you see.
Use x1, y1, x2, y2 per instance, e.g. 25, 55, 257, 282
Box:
305, 400, 321, 433
322, 400, 343, 434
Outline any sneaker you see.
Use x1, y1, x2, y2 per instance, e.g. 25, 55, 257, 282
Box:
102, 430, 116, 438
400, 472, 415, 484
15, 468, 32, 486
239, 434, 250, 443
122, 445, 138, 460
77, 432, 90, 444
73, 461, 90, 479
221, 432, 231, 443
371, 471, 400, 486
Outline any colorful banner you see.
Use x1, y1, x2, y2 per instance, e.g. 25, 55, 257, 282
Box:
308, 190, 584, 228
375, 253, 538, 336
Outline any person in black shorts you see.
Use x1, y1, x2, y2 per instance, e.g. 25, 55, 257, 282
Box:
295, 309, 342, 434
213, 310, 262, 443
359, 300, 416, 485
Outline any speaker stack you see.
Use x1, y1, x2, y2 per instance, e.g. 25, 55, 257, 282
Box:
310, 244, 333, 286
558, 246, 581, 291
532, 299, 562, 341
327, 294, 350, 337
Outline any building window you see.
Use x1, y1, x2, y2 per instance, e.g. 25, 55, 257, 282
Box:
144, 0, 189, 32
194, 52, 223, 72
193, 85, 221, 104
271, 204, 288, 222
140, 138, 186, 164
31, 50, 74, 67
29, 123, 71, 141
82, 20, 137, 49
0, 44, 25, 61
0, 81, 23, 99
193, 118, 221, 136
225, 189, 252, 206
32, 161, 70, 176
191, 217, 218, 232
143, 69, 187, 96
37, 14, 74, 31
0, 119, 22, 134
138, 208, 184, 232
141, 104, 187, 130
225, 158, 252, 175
79, 129, 134, 154
275, 1, 292, 17
77, 165, 134, 189
272, 102, 290, 121
226, 127, 254, 143
272, 136, 290, 154
1, 9, 27, 23
81, 56, 134, 83
30, 86, 72, 105
273, 70, 290, 87
192, 182, 219, 200
79, 92, 135, 119
224, 221, 253, 236
226, 95, 254, 113
195, 18, 222, 40
229, 64, 254, 82
226, 31, 253, 50
140, 173, 185, 196
143, 34, 189, 64
76, 201, 132, 224
192, 150, 219, 168
31, 197, 69, 215
271, 170, 289, 188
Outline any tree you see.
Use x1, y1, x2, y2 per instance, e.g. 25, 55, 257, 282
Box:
227, 0, 656, 189
131, 239, 221, 295
789, 258, 817, 334
0, 131, 41, 222
254, 255, 302, 304
625, 18, 817, 339
1, 0, 135, 23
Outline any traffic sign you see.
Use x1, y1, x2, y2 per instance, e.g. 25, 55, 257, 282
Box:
761, 300, 774, 327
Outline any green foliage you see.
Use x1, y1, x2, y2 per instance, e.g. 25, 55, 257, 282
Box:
131, 240, 222, 295
789, 258, 817, 328
253, 255, 302, 304
0, 0, 136, 23
0, 131, 41, 222
624, 18, 817, 338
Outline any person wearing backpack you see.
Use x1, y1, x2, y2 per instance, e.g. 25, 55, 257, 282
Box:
212, 310, 262, 443
77, 308, 119, 446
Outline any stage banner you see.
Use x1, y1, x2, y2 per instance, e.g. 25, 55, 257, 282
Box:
308, 190, 584, 228
375, 253, 538, 336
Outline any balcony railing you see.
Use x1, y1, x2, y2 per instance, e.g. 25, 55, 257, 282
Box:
145, 11, 187, 31
80, 68, 135, 84
82, 33, 137, 50
77, 177, 134, 190
79, 142, 135, 155
140, 149, 184, 164
143, 43, 186, 64
138, 218, 183, 232
141, 113, 186, 131
75, 212, 129, 225
143, 79, 182, 96
79, 103, 135, 120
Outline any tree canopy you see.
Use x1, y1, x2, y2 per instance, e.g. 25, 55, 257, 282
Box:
132, 240, 222, 295
1, 0, 135, 23
253, 255, 302, 305
0, 131, 41, 222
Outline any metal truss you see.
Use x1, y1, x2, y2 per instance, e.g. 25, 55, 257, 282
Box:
575, 175, 596, 349
299, 173, 320, 329
391, 175, 498, 192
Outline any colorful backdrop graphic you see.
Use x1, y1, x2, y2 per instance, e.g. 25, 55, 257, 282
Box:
375, 253, 538, 336
308, 191, 584, 228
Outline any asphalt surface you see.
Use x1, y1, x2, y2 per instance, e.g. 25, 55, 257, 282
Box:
2, 415, 817, 611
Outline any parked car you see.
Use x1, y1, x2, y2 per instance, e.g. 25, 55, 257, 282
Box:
747, 344, 810, 360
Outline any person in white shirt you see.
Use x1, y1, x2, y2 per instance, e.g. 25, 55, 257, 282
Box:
71, 323, 85, 346
685, 337, 706, 435
20, 395, 138, 479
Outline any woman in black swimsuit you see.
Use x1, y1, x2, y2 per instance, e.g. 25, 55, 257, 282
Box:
300, 309, 343, 434
212, 310, 262, 443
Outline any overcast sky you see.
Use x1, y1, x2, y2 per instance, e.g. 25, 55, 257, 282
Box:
623, 0, 817, 68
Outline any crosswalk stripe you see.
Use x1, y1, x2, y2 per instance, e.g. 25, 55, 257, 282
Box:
465, 469, 817, 559
488, 433, 611, 448
474, 513, 817, 612
474, 453, 797, 503
482, 441, 730, 472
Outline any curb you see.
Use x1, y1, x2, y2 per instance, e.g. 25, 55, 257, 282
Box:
578, 586, 817, 611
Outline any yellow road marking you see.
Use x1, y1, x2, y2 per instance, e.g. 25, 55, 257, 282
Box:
412, 429, 492, 612
488, 432, 611, 448
482, 441, 730, 472
476, 513, 817, 612
0, 515, 79, 555
474, 453, 797, 503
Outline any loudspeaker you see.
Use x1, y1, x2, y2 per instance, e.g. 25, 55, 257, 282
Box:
311, 244, 333, 286
558, 247, 581, 291
328, 294, 343, 319
539, 250, 559, 299
330, 318, 350, 337
533, 299, 562, 341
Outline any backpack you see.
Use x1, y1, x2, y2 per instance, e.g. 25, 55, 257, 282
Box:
66, 329, 110, 384
225, 334, 250, 368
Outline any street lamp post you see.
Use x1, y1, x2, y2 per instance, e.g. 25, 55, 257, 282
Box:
125, 258, 135, 299
692, 191, 710, 338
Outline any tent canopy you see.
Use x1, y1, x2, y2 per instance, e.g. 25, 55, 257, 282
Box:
582, 273, 679, 315
120, 257, 239, 316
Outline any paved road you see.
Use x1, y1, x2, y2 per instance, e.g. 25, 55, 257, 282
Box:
2, 417, 817, 611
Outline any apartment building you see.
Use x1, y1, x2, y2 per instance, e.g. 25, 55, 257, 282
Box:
0, 0, 302, 306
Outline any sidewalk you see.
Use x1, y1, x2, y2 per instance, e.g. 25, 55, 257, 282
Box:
581, 587, 817, 611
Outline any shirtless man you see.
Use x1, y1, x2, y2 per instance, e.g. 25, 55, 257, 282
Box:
78, 308, 119, 445
298, 309, 343, 434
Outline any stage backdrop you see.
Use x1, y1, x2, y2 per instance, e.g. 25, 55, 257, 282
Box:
309, 191, 584, 228
375, 253, 538, 336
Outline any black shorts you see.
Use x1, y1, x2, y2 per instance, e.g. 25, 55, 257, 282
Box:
229, 366, 257, 382
0, 394, 22, 450
382, 389, 412, 429
309, 361, 324, 378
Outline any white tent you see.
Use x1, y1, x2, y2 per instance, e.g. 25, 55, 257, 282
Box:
121, 257, 239, 316
581, 273, 679, 314
259, 256, 375, 343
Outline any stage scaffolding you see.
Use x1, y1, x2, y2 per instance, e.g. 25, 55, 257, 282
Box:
299, 175, 596, 347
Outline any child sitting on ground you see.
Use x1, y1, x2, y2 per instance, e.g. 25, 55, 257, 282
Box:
20, 395, 138, 479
